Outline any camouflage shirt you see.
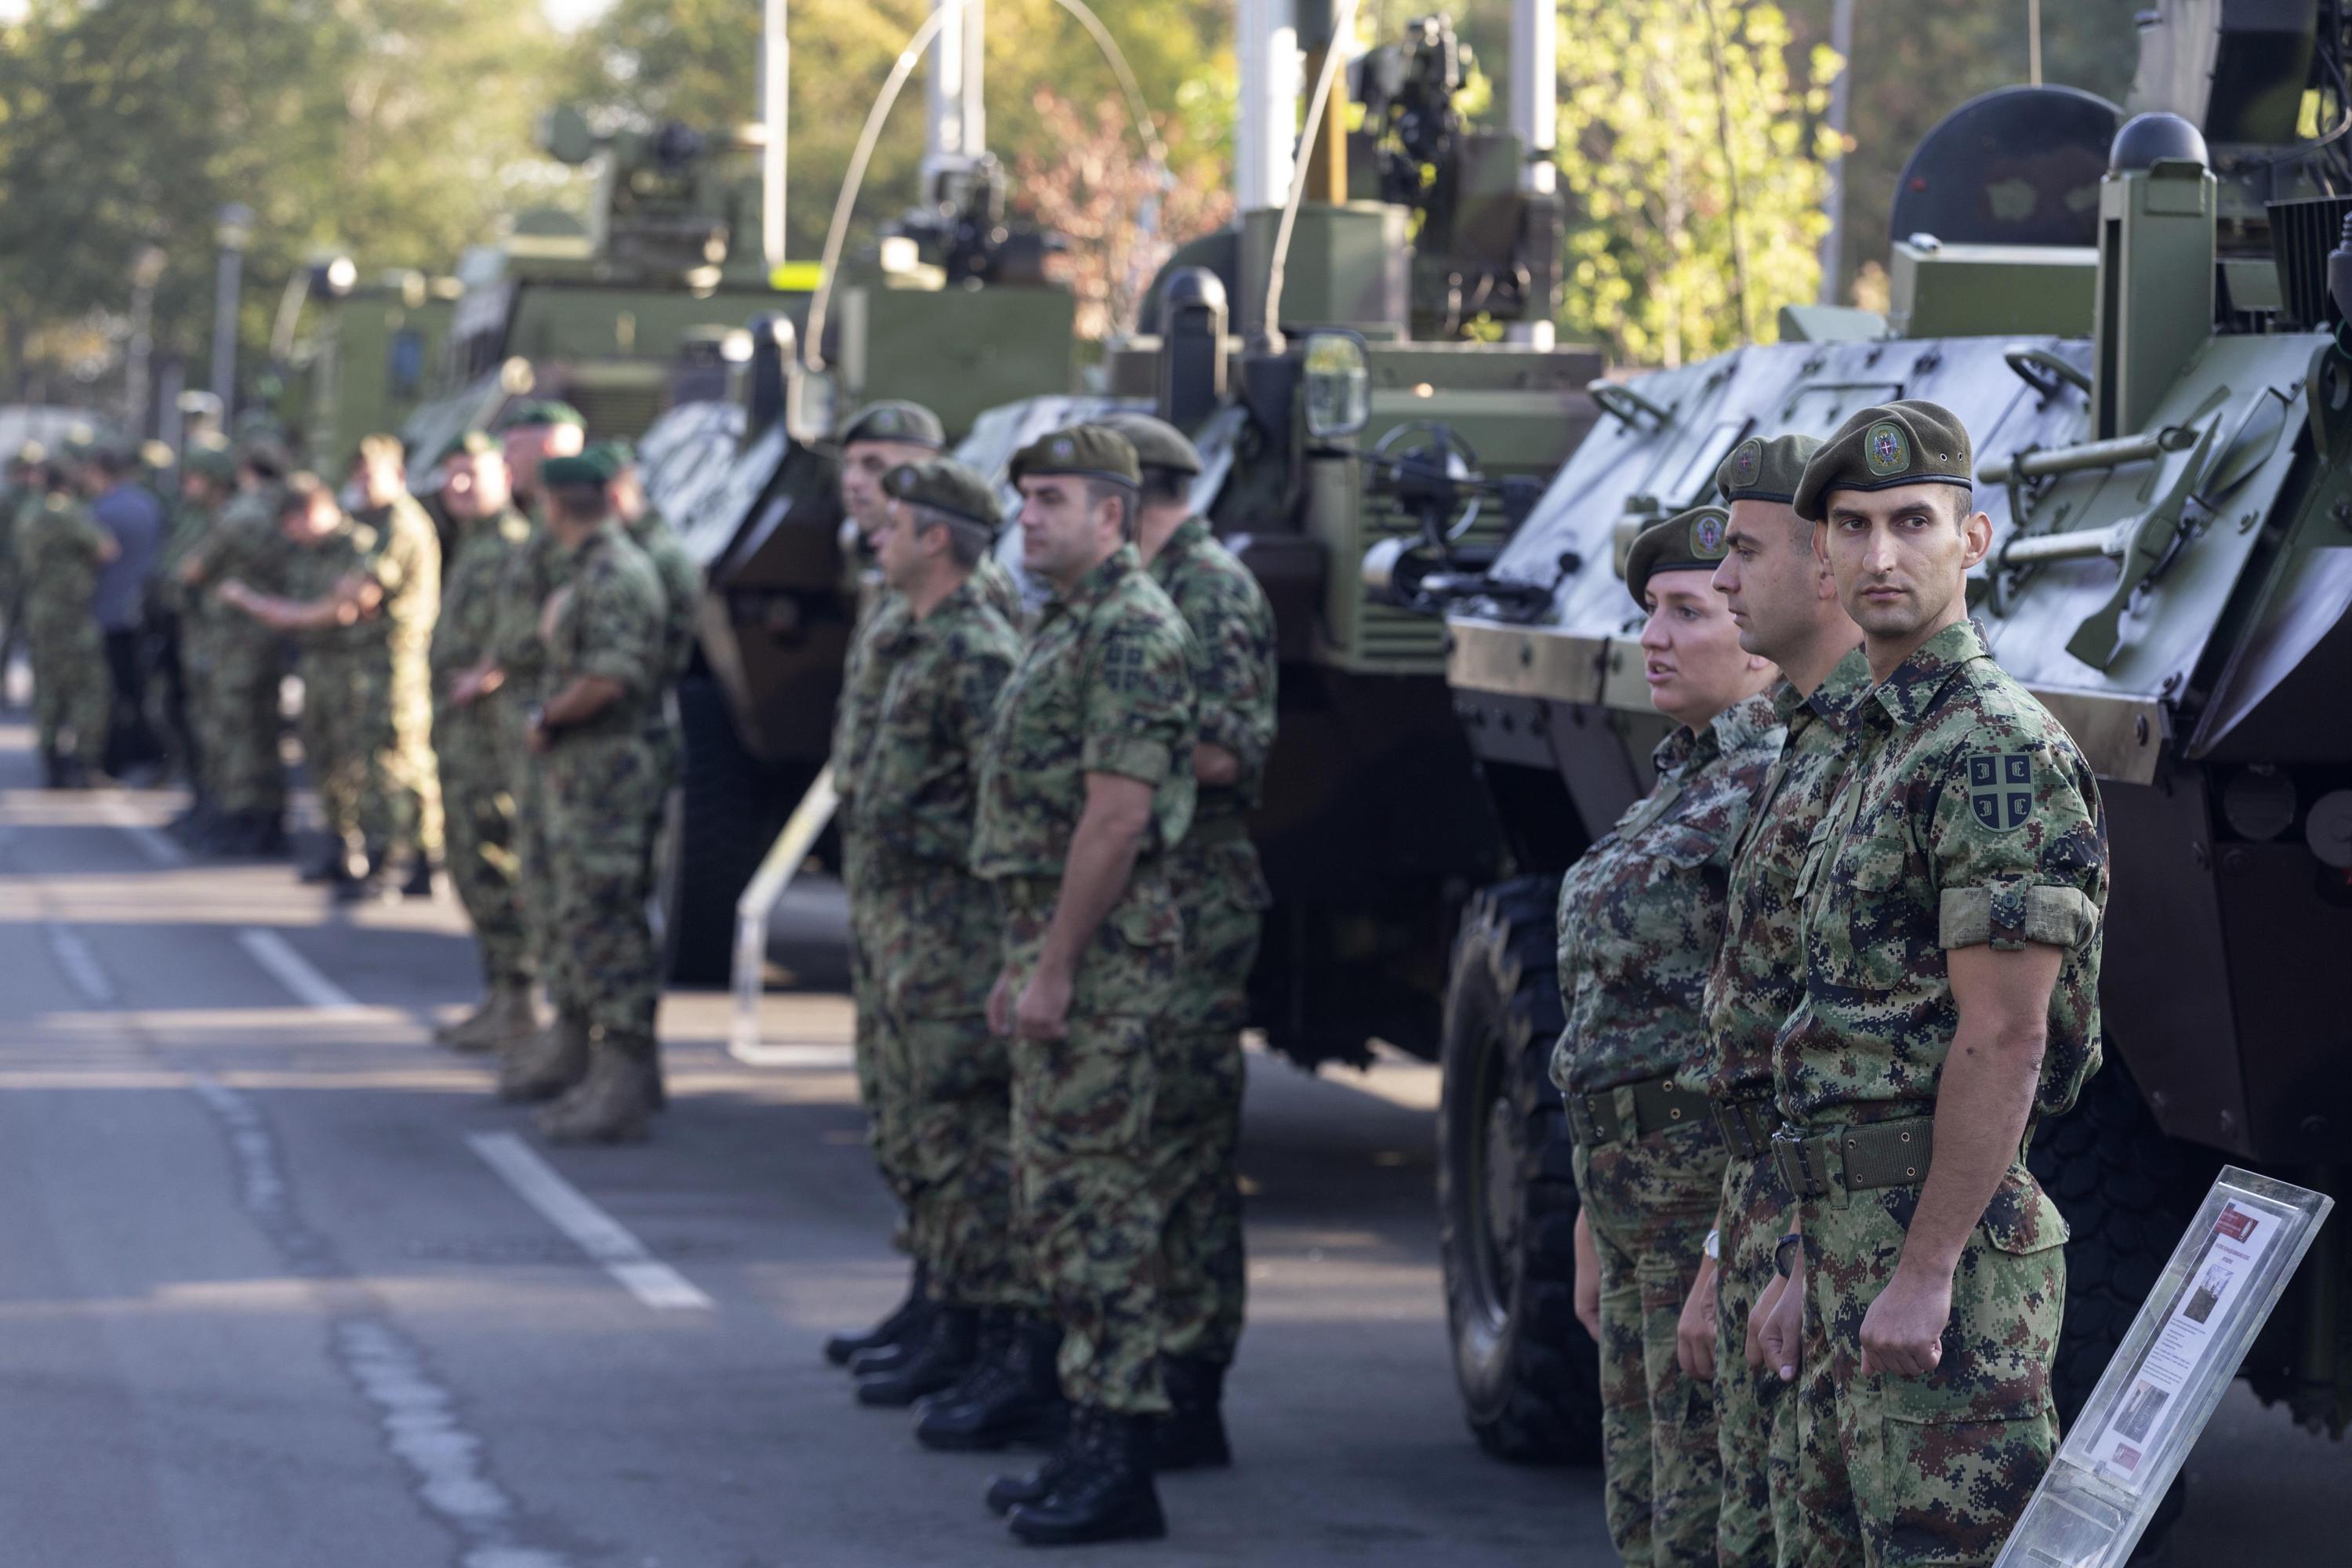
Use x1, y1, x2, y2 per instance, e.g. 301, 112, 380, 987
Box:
1147, 516, 1278, 826
430, 506, 532, 683
281, 516, 379, 656
187, 487, 285, 632
851, 575, 1021, 871
1550, 691, 1783, 1097
352, 494, 441, 655
19, 497, 111, 635
492, 519, 567, 703
974, 543, 1197, 881
1695, 648, 1872, 1102
1776, 619, 2108, 1127
833, 554, 1022, 813
543, 522, 666, 743
626, 509, 700, 685
153, 499, 216, 619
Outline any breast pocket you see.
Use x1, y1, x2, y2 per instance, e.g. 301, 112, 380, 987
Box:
1827, 837, 1918, 993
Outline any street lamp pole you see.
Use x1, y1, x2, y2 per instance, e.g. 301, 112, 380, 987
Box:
125, 244, 167, 437
210, 203, 255, 415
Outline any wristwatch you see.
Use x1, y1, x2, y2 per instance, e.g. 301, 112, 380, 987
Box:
1774, 1232, 1805, 1279
1703, 1229, 1721, 1261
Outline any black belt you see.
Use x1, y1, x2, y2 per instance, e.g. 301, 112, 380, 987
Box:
1566, 1074, 1708, 1147
1772, 1115, 1934, 1199
1711, 1094, 1777, 1160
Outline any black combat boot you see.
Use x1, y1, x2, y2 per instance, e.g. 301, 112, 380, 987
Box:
855, 1305, 978, 1406
334, 844, 394, 903
38, 748, 63, 789
822, 1265, 928, 1367
1153, 1355, 1232, 1471
1005, 1409, 1167, 1546
298, 841, 353, 884
985, 1414, 1083, 1518
399, 855, 439, 899
913, 1316, 1065, 1452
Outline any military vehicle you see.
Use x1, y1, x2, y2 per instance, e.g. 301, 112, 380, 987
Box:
278, 267, 457, 471
1391, 0, 2352, 1481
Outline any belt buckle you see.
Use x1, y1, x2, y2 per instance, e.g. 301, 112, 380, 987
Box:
1772, 1127, 1825, 1200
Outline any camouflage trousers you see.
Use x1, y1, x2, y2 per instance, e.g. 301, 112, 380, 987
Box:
505, 724, 556, 993
1572, 1117, 1729, 1567
296, 648, 367, 851
998, 873, 1179, 1417
869, 855, 1022, 1312
1790, 1161, 2066, 1568
28, 620, 107, 760
542, 730, 665, 1047
844, 829, 920, 1229
434, 696, 532, 988
354, 637, 443, 862
200, 629, 286, 816
1149, 828, 1265, 1367
1715, 1142, 1800, 1568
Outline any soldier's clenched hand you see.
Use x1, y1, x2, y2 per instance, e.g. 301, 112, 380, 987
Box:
1759, 1259, 1804, 1383
1859, 1262, 1951, 1377
1676, 1257, 1718, 1378
1573, 1209, 1601, 1342
1014, 964, 1073, 1042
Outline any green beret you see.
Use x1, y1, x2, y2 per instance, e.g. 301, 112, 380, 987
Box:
1717, 432, 1823, 506
1100, 412, 1203, 477
1625, 505, 1730, 608
580, 440, 635, 482
1009, 423, 1142, 488
185, 442, 238, 482
539, 452, 606, 489
494, 398, 586, 433
1794, 400, 1973, 523
438, 430, 498, 465
837, 399, 944, 452
884, 459, 1002, 531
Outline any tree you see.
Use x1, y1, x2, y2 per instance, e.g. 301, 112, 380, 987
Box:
1553, 0, 1836, 367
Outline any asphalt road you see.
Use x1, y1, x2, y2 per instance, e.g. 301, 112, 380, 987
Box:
0, 715, 2343, 1566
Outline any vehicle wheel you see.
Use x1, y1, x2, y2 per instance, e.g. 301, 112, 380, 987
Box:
2028, 1051, 2194, 1554
1437, 874, 1602, 1465
665, 677, 782, 986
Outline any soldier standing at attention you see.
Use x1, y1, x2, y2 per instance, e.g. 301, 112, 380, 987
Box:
1759, 401, 2107, 1568
517, 453, 669, 1144
839, 458, 1022, 1411
430, 434, 539, 1054
956, 423, 1195, 1547
1559, 505, 1782, 1566
1099, 410, 1276, 1472
20, 454, 118, 787
820, 399, 954, 1371
154, 441, 238, 823
180, 435, 292, 857
344, 434, 444, 898
1671, 433, 1862, 1567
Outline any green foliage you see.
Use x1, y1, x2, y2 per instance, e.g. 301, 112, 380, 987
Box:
1554, 0, 1834, 366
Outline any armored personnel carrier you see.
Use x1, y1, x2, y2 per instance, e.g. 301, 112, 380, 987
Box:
1410, 0, 2352, 1470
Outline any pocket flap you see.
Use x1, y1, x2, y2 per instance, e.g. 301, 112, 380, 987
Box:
1978, 1171, 2069, 1256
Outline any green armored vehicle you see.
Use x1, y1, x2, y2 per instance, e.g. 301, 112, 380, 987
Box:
278, 267, 458, 473
1411, 0, 2352, 1473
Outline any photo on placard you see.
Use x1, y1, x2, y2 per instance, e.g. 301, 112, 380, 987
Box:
2114, 1379, 2170, 1443
2184, 1265, 2229, 1325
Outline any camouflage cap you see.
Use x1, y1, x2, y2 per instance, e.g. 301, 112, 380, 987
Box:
494, 398, 586, 433
1624, 505, 1731, 608
1100, 411, 1203, 477
438, 429, 499, 465
184, 441, 238, 483
837, 400, 945, 452
885, 458, 1002, 531
1793, 399, 1974, 522
1717, 432, 1823, 506
1008, 423, 1142, 488
579, 439, 636, 482
539, 452, 607, 490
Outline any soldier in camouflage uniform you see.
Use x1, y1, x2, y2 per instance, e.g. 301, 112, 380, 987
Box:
154, 443, 237, 820
181, 437, 292, 856
343, 434, 444, 897
834, 459, 1024, 1413
1675, 433, 1862, 1567
20, 456, 118, 786
516, 453, 670, 1144
1759, 402, 2109, 1567
0, 445, 41, 709
430, 434, 539, 1053
1555, 506, 1782, 1567
941, 424, 1194, 1548
1099, 412, 1277, 1472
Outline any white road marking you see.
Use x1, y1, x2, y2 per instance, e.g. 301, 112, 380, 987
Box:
44, 923, 117, 1006
466, 1132, 713, 1311
237, 927, 365, 1017
97, 797, 190, 867
727, 1040, 857, 1069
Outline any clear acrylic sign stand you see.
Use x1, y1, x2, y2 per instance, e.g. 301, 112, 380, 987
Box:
1994, 1166, 2334, 1567
727, 764, 841, 1065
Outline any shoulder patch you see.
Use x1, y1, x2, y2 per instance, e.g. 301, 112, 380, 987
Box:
1966, 751, 2035, 833
1864, 420, 1910, 478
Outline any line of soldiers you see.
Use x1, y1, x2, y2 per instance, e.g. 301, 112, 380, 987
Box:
817, 401, 1278, 1548
1553, 401, 2109, 1568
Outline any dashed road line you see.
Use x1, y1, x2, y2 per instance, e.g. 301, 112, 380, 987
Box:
96, 797, 191, 867
44, 922, 117, 1006
237, 927, 366, 1017
467, 1132, 714, 1312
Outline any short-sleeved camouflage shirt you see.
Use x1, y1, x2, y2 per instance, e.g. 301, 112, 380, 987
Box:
973, 543, 1196, 880
20, 497, 111, 633
430, 506, 532, 681
1775, 619, 2108, 1127
1550, 692, 1784, 1097
626, 510, 700, 685
1147, 516, 1277, 825
282, 517, 380, 656
833, 554, 1022, 813
492, 519, 567, 702
543, 522, 666, 742
1695, 648, 1872, 1102
353, 494, 440, 654
851, 577, 1021, 871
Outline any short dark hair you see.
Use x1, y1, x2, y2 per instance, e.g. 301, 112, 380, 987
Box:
908, 503, 989, 568
1138, 466, 1188, 506
549, 485, 609, 525
1084, 476, 1140, 542
276, 471, 332, 518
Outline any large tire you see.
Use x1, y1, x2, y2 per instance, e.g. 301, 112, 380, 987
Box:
664, 677, 786, 986
1437, 875, 1604, 1464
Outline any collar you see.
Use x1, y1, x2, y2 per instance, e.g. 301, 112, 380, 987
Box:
1867, 618, 1991, 729
561, 518, 618, 564
1653, 688, 1780, 775
905, 574, 982, 635
1806, 644, 1875, 727
1049, 543, 1140, 615
1152, 515, 1212, 571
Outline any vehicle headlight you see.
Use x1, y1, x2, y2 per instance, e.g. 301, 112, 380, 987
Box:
1302, 331, 1370, 439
